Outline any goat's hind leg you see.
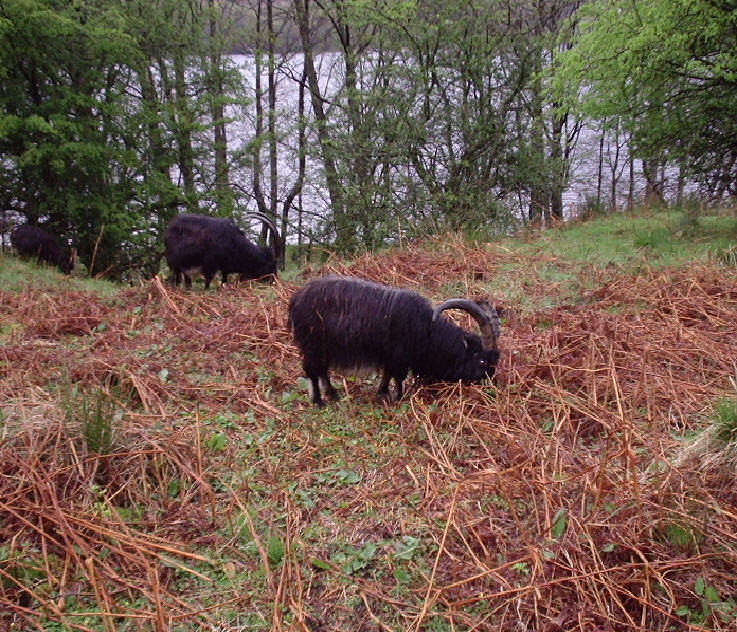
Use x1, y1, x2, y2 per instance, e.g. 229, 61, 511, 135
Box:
376, 367, 408, 402
306, 376, 323, 407
305, 374, 337, 407
304, 358, 337, 406
392, 368, 408, 402
319, 375, 339, 401
376, 372, 391, 401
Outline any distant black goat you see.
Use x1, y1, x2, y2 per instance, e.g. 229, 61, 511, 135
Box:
11, 224, 75, 274
164, 213, 280, 289
287, 275, 501, 406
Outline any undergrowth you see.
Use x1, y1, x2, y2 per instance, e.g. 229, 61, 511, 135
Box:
2, 208, 737, 631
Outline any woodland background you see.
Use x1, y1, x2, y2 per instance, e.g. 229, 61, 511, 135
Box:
2, 0, 736, 278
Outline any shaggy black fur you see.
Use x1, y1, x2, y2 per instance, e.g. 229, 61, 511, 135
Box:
164, 214, 276, 289
287, 275, 500, 406
11, 224, 74, 274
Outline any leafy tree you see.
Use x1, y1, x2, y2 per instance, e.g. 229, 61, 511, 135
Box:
294, 0, 353, 251
249, 0, 305, 268
554, 0, 737, 201
290, 0, 550, 250
1, 0, 248, 279
0, 0, 143, 275
352, 0, 540, 233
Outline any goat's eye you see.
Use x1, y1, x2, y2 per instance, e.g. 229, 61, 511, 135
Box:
479, 359, 486, 366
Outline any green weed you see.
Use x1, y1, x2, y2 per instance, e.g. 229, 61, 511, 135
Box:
632, 227, 673, 251
330, 540, 379, 575
266, 534, 285, 566
713, 243, 737, 266
660, 521, 701, 554
676, 577, 737, 626
60, 385, 121, 455
713, 396, 737, 444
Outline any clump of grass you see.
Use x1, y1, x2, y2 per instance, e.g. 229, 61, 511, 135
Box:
714, 369, 737, 443
713, 395, 737, 445
633, 226, 673, 251
574, 194, 608, 222
712, 243, 737, 267
674, 371, 737, 468
674, 206, 702, 239
61, 385, 120, 455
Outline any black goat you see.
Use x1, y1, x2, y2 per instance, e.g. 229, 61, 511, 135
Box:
11, 224, 75, 274
164, 213, 280, 289
287, 275, 501, 406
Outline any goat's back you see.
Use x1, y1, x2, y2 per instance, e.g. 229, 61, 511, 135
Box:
288, 275, 434, 370
164, 214, 275, 278
164, 214, 235, 255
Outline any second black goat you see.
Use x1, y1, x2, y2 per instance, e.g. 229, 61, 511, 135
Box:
164, 213, 280, 289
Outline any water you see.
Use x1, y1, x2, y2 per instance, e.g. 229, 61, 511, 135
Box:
226, 52, 688, 232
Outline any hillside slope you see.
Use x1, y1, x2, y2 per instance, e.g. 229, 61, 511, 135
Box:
2, 211, 737, 631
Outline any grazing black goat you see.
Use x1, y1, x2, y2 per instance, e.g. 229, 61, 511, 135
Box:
11, 224, 75, 274
287, 275, 501, 406
164, 213, 280, 289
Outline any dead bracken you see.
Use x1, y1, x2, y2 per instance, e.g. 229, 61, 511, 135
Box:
1, 240, 736, 631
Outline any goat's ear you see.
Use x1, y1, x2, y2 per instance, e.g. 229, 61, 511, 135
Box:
474, 298, 503, 317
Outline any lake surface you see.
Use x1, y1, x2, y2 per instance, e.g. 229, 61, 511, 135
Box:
227, 53, 687, 229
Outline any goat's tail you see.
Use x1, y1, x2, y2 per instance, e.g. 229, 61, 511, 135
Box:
286, 304, 294, 332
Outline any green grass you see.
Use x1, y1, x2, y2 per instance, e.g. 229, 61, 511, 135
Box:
713, 378, 737, 444
0, 253, 121, 296
472, 208, 737, 311
510, 208, 737, 268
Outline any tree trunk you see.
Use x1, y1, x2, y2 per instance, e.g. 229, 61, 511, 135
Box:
550, 103, 566, 219
279, 64, 308, 268
628, 145, 634, 211
208, 0, 229, 213
596, 133, 604, 208
294, 0, 350, 251
529, 55, 547, 222
253, 1, 268, 223
174, 52, 195, 209
643, 160, 664, 206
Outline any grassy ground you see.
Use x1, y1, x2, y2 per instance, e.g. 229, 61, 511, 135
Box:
1, 208, 737, 631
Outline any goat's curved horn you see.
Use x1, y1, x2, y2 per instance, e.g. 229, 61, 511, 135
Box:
432, 299, 499, 351
249, 211, 279, 239
475, 299, 501, 342
249, 212, 282, 260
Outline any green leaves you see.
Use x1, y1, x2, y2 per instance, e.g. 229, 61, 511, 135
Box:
330, 541, 378, 575
677, 577, 737, 625
550, 508, 568, 540
392, 536, 420, 561
335, 469, 361, 485
555, 0, 737, 187
0, 0, 245, 280
206, 432, 227, 452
